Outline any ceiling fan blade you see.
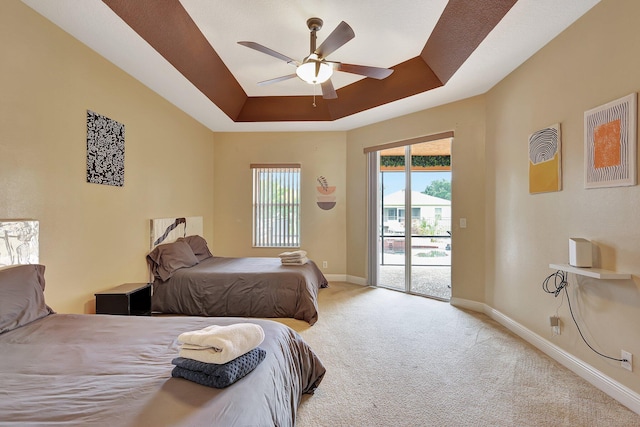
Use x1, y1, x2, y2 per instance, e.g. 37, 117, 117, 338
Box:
314, 21, 355, 59
333, 62, 394, 80
321, 79, 337, 99
257, 74, 298, 86
238, 41, 299, 66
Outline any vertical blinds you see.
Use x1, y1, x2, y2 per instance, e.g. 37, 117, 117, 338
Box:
366, 152, 379, 286
251, 164, 301, 248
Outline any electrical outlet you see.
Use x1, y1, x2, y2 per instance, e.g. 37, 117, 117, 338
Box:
621, 350, 633, 372
549, 316, 560, 335
322, 261, 328, 269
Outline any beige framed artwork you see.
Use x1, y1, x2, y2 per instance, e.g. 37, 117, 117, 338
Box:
529, 123, 561, 194
584, 93, 637, 189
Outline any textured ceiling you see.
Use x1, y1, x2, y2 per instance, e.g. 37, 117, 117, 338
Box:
21, 0, 600, 132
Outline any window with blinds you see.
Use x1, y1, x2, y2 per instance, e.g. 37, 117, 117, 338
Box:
251, 164, 301, 247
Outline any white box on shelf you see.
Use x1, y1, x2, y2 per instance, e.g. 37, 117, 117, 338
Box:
569, 238, 592, 267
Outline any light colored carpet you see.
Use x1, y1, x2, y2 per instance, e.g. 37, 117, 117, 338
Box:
276, 282, 639, 426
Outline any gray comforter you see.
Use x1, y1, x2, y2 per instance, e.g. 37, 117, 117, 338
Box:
0, 314, 325, 426
152, 257, 328, 325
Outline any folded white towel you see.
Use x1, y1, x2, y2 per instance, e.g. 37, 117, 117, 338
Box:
278, 250, 307, 259
178, 323, 265, 365
281, 256, 309, 265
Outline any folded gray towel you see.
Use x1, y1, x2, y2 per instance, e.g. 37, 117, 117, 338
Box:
171, 347, 266, 388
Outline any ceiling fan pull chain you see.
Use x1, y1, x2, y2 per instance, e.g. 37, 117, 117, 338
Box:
313, 84, 317, 107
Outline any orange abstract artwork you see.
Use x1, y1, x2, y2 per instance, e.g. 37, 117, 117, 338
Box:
593, 119, 621, 169
584, 93, 636, 188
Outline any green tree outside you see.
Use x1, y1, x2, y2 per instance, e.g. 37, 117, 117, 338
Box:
423, 179, 451, 200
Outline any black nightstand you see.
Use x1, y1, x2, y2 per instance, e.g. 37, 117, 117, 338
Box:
95, 283, 152, 316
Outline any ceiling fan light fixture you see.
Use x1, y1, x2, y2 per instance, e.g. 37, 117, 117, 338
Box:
296, 60, 333, 85
239, 17, 391, 99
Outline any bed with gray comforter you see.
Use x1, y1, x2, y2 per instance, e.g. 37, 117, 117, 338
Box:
0, 264, 326, 426
151, 256, 328, 325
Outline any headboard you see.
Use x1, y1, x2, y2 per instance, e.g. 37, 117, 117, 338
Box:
149, 216, 203, 250
0, 220, 39, 267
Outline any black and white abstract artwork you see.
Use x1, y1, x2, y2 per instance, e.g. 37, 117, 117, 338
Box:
0, 220, 39, 267
87, 110, 125, 186
150, 216, 203, 249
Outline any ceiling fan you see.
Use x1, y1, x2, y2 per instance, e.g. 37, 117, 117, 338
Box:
238, 17, 394, 100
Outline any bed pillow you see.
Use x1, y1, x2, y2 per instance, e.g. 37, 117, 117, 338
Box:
147, 240, 199, 282
178, 235, 213, 261
0, 264, 54, 334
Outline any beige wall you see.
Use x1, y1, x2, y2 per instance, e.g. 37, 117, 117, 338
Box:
485, 0, 640, 392
1, 1, 214, 313
212, 132, 346, 274
346, 97, 487, 301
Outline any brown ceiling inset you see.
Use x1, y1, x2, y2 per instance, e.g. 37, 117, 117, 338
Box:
236, 57, 443, 122
102, 0, 246, 119
324, 57, 443, 121
422, 0, 518, 84
102, 0, 518, 123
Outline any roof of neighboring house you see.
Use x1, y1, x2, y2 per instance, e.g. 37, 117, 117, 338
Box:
383, 190, 450, 206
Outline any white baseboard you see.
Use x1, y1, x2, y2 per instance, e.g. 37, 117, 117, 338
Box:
449, 297, 485, 313
324, 274, 347, 283
450, 297, 640, 416
326, 274, 367, 286
345, 275, 367, 286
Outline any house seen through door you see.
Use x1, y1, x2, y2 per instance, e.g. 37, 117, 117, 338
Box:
374, 137, 452, 300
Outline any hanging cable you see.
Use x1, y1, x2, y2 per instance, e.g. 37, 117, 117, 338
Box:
542, 271, 627, 363
542, 270, 568, 297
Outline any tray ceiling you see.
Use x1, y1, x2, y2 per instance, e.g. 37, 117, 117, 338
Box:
21, 0, 600, 132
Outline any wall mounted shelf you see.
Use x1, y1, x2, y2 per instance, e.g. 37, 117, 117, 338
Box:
549, 263, 631, 280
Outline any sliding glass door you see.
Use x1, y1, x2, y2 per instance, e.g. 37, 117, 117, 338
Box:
371, 138, 452, 300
